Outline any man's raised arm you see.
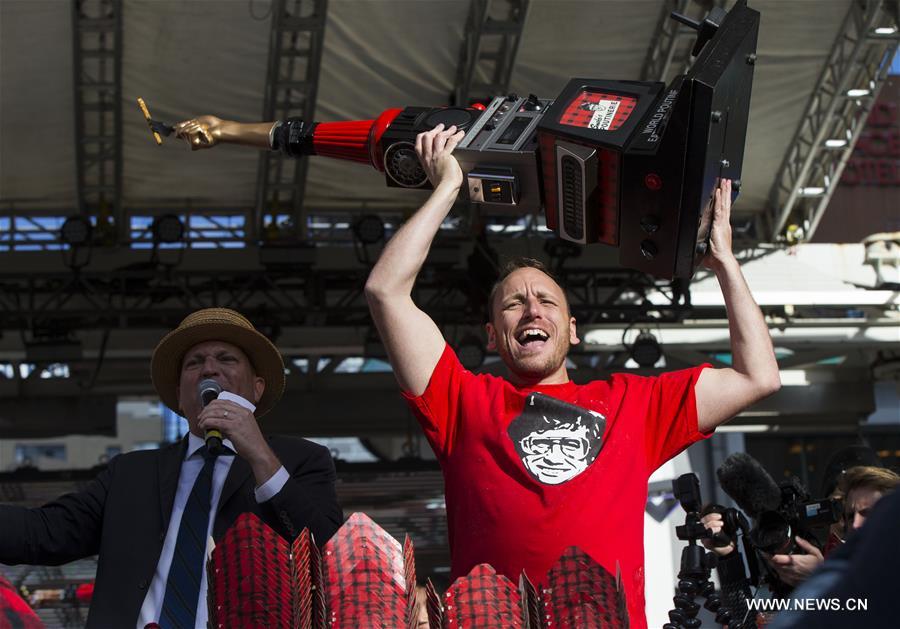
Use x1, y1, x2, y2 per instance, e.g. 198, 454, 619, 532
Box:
695, 179, 782, 432
364, 124, 466, 396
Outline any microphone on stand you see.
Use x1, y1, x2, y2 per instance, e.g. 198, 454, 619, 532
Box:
198, 379, 223, 456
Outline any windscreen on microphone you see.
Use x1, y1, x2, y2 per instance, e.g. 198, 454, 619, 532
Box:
716, 452, 781, 520
198, 379, 222, 408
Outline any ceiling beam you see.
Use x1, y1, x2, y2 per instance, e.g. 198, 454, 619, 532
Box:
0, 374, 877, 433
767, 0, 898, 242
640, 0, 728, 83
0, 259, 685, 334
640, 0, 693, 82
71, 0, 123, 243
0, 204, 765, 252
582, 319, 900, 350
453, 0, 530, 105
256, 0, 329, 241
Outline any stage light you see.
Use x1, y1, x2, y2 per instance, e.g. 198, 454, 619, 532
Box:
152, 214, 185, 244
60, 216, 92, 246
353, 214, 385, 245
824, 139, 847, 148
456, 335, 485, 370
799, 187, 826, 197
630, 331, 662, 368
872, 25, 897, 35
846, 88, 870, 98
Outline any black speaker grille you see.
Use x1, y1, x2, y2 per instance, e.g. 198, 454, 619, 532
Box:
423, 107, 476, 131
384, 142, 428, 188
561, 155, 584, 240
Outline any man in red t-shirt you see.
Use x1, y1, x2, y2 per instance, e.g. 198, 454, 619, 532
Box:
364, 124, 781, 628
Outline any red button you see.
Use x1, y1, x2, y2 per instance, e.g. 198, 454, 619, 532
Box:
644, 173, 662, 191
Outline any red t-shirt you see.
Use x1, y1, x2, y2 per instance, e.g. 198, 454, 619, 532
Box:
403, 344, 712, 628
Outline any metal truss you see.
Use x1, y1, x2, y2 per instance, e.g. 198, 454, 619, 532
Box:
0, 209, 252, 252
767, 0, 898, 242
256, 0, 329, 241
0, 205, 556, 252
453, 0, 530, 106
640, 0, 693, 82
0, 253, 689, 336
71, 0, 123, 242
640, 0, 727, 83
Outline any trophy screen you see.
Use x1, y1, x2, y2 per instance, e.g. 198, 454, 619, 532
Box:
558, 91, 638, 132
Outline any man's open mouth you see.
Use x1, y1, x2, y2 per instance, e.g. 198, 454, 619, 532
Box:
516, 328, 550, 346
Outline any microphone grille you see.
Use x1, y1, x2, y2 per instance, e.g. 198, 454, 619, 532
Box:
198, 379, 222, 407
199, 379, 222, 393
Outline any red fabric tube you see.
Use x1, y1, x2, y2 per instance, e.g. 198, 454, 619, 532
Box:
313, 120, 376, 164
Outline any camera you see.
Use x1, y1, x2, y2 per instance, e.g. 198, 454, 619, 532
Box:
750, 477, 842, 556
717, 452, 843, 597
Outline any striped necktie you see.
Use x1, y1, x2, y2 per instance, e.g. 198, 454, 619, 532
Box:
159, 446, 216, 629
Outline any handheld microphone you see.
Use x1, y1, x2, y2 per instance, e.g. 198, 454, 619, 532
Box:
198, 379, 223, 455
716, 452, 781, 520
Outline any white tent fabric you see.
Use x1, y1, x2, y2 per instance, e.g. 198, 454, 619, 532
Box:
0, 0, 856, 216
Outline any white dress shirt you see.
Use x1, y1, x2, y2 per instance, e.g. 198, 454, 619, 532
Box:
137, 393, 289, 629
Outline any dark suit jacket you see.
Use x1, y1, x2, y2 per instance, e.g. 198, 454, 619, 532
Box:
0, 434, 342, 628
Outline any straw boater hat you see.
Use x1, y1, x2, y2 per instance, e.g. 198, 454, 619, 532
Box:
151, 308, 285, 417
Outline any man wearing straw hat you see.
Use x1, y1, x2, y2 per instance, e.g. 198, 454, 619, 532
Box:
0, 308, 342, 629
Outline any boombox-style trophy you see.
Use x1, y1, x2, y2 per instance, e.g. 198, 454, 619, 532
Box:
164, 1, 757, 280
280, 1, 758, 279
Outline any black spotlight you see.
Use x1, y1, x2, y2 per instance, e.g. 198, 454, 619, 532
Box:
631, 330, 662, 367
456, 335, 486, 370
60, 216, 92, 246
353, 214, 386, 245
152, 214, 185, 244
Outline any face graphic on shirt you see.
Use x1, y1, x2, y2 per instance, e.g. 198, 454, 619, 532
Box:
508, 393, 606, 485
